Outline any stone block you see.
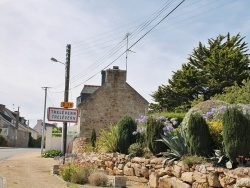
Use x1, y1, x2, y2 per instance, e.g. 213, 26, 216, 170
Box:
207, 173, 221, 187
181, 172, 194, 184
108, 176, 126, 187
148, 172, 159, 188
159, 175, 191, 188
124, 166, 135, 176
51, 165, 60, 175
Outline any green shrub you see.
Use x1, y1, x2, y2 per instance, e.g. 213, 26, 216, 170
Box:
183, 155, 205, 165
222, 107, 250, 163
0, 135, 8, 147
146, 116, 168, 155
70, 168, 93, 184
117, 116, 137, 154
128, 143, 144, 158
186, 113, 212, 157
59, 162, 96, 183
96, 124, 118, 153
42, 150, 63, 158
90, 128, 96, 148
88, 172, 108, 187
207, 120, 223, 149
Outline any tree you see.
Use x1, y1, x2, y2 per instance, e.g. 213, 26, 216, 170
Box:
212, 79, 250, 104
151, 33, 250, 112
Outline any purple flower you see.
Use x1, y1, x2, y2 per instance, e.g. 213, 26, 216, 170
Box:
220, 106, 227, 111
172, 120, 178, 125
132, 131, 138, 135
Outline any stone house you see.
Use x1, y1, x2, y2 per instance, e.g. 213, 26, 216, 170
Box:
0, 104, 38, 147
77, 66, 148, 138
33, 119, 57, 136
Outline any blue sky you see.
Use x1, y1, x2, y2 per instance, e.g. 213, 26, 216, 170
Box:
0, 0, 249, 127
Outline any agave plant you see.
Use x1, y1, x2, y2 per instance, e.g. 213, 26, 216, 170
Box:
156, 127, 187, 163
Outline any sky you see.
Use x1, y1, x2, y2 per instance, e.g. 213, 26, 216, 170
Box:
1, 0, 250, 128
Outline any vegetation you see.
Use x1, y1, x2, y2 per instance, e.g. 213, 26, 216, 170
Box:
0, 134, 8, 147
28, 134, 41, 148
183, 155, 205, 165
150, 33, 250, 112
96, 124, 118, 153
52, 127, 62, 137
146, 116, 168, 155
207, 120, 223, 149
88, 172, 108, 187
222, 107, 250, 163
117, 116, 137, 154
128, 143, 145, 158
90, 128, 96, 148
42, 150, 63, 158
186, 113, 212, 157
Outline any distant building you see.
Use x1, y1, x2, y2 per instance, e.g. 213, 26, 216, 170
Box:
33, 119, 57, 136
77, 66, 148, 138
0, 104, 38, 147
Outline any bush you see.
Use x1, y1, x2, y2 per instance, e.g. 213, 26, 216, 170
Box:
42, 150, 63, 158
207, 120, 223, 149
117, 116, 137, 154
59, 162, 96, 183
70, 167, 93, 184
183, 155, 205, 165
146, 116, 168, 155
96, 124, 118, 153
0, 135, 8, 147
128, 143, 144, 158
88, 172, 108, 187
222, 107, 250, 163
90, 128, 96, 148
186, 113, 212, 157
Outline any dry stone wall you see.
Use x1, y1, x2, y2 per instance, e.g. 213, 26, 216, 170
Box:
75, 152, 250, 188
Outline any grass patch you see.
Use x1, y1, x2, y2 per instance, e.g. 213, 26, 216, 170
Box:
183, 155, 205, 165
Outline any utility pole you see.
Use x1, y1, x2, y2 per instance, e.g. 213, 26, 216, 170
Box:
62, 44, 71, 157
14, 107, 19, 147
41, 87, 50, 155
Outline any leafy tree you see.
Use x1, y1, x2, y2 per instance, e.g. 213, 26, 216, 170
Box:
151, 33, 250, 112
212, 79, 250, 104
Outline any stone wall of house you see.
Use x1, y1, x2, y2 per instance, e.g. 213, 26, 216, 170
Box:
79, 68, 148, 138
74, 152, 250, 188
16, 129, 29, 147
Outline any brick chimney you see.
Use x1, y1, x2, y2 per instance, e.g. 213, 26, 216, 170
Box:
0, 104, 5, 111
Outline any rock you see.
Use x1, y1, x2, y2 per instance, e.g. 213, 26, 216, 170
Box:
141, 166, 149, 178
173, 164, 182, 178
159, 175, 191, 188
207, 173, 222, 187
104, 161, 114, 169
131, 163, 142, 177
155, 168, 168, 177
132, 157, 141, 163
150, 157, 165, 165
192, 182, 208, 188
199, 165, 207, 174
124, 165, 135, 176
181, 172, 194, 184
126, 176, 148, 183
118, 163, 125, 170
236, 177, 250, 187
193, 171, 207, 183
148, 172, 159, 188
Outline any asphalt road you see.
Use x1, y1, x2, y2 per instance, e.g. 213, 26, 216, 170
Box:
0, 148, 40, 162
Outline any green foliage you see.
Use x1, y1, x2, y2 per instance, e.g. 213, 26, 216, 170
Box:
151, 112, 185, 128
151, 33, 250, 112
212, 79, 250, 104
28, 133, 41, 148
156, 127, 187, 163
59, 162, 96, 183
117, 116, 137, 154
88, 172, 108, 187
42, 150, 63, 158
222, 107, 250, 162
186, 113, 212, 157
52, 127, 62, 137
90, 128, 96, 148
128, 143, 145, 158
207, 120, 223, 149
146, 116, 168, 155
0, 134, 8, 147
97, 124, 118, 153
183, 155, 205, 165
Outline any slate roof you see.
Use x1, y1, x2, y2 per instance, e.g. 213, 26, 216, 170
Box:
81, 85, 100, 94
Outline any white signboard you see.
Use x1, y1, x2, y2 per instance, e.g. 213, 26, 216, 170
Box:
47, 107, 78, 123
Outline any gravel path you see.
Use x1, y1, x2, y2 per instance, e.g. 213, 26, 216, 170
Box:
0, 152, 67, 188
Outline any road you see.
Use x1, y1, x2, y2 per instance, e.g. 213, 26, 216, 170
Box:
0, 148, 40, 162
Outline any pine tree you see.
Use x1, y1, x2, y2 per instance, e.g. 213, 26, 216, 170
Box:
90, 128, 96, 148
